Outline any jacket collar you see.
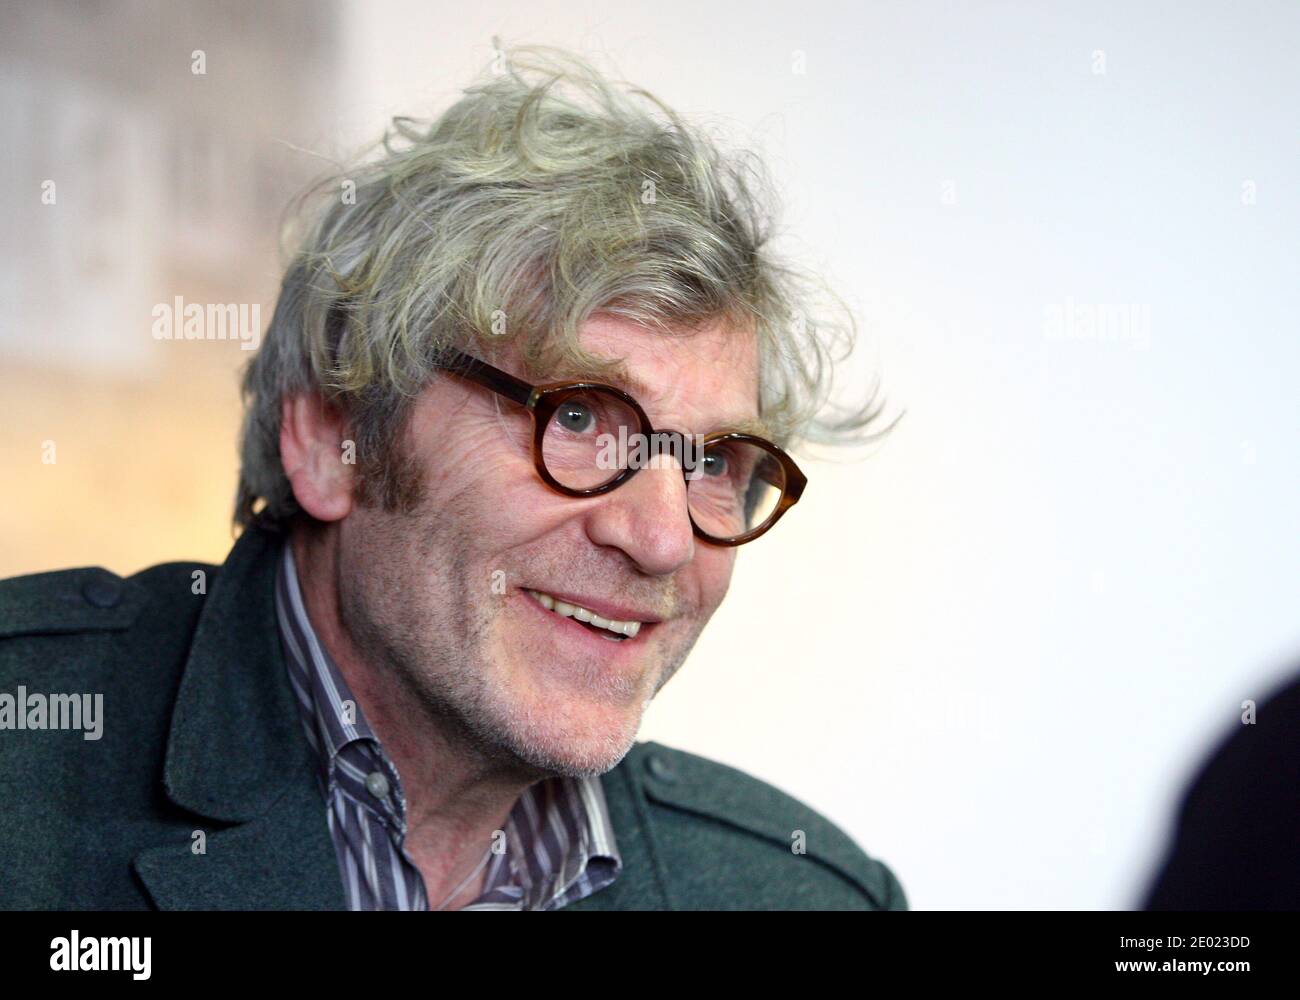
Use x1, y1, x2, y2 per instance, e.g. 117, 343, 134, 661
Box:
134, 524, 345, 909
161, 524, 313, 822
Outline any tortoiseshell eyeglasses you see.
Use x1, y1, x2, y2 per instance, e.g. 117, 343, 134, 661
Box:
433, 349, 807, 546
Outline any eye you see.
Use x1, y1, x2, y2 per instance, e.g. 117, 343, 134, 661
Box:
700, 450, 728, 477
555, 401, 595, 434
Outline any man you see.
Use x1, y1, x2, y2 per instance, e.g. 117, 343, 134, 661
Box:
0, 47, 905, 910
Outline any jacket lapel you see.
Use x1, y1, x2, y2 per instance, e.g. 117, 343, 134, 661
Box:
133, 782, 345, 910
133, 526, 345, 910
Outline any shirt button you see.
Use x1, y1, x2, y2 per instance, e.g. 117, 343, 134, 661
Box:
365, 772, 390, 799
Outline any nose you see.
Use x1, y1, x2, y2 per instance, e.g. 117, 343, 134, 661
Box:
582, 464, 696, 576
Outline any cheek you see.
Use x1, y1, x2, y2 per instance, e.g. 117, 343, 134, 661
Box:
695, 548, 738, 614
416, 416, 575, 545
419, 416, 530, 499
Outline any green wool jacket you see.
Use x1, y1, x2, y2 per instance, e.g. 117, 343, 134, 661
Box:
0, 525, 907, 911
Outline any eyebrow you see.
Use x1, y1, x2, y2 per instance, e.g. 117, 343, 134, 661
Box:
546, 358, 776, 441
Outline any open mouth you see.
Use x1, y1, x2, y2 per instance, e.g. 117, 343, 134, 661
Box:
524, 589, 643, 643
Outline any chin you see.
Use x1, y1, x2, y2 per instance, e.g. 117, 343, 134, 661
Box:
492, 691, 647, 778
484, 623, 659, 776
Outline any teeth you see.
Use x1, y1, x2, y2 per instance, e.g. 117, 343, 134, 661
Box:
527, 590, 645, 639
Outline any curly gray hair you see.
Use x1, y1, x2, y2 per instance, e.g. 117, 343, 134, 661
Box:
234, 44, 895, 531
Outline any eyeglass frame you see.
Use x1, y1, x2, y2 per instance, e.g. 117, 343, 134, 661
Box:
431, 347, 807, 546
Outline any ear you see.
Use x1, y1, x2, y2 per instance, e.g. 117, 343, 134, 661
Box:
279, 393, 355, 522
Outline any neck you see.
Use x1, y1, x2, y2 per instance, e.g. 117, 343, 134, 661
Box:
289, 522, 539, 909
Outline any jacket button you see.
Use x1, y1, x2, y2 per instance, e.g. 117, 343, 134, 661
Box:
81, 573, 123, 609
645, 754, 677, 785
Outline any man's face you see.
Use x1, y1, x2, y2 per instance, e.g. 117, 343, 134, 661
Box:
334, 315, 760, 777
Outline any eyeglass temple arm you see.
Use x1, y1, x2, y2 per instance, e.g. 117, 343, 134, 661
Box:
435, 348, 537, 408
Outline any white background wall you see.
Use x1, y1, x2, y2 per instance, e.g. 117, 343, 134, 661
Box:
296, 3, 1300, 907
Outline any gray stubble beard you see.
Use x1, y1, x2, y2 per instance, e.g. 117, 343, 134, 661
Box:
336, 502, 693, 781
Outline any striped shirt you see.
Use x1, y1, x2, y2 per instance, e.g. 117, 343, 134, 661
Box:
273, 540, 621, 910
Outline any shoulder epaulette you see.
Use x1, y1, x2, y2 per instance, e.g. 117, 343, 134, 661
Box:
0, 567, 148, 639
631, 740, 898, 907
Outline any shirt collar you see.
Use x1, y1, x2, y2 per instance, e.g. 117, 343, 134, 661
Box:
274, 538, 384, 798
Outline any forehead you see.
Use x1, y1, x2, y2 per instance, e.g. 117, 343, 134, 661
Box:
559, 313, 768, 437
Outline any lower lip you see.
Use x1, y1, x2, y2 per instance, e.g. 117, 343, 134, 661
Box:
515, 590, 648, 657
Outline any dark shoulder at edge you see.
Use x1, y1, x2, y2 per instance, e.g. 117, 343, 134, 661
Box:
0, 557, 218, 644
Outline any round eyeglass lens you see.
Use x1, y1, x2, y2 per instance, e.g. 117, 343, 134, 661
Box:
540, 387, 643, 491
686, 439, 786, 540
